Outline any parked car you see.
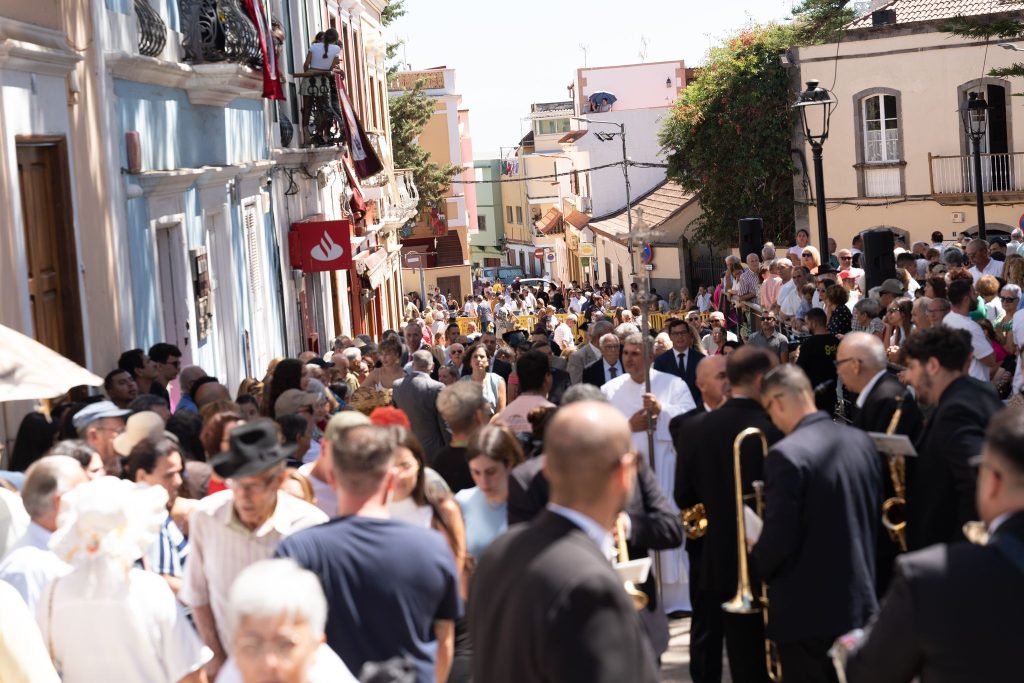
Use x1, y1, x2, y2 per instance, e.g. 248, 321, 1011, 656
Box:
517, 277, 556, 290
482, 266, 527, 285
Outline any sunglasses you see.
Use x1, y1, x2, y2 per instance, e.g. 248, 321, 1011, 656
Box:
802, 253, 813, 257
1001, 296, 1019, 302
839, 256, 852, 261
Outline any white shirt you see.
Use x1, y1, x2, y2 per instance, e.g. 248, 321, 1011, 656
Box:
1011, 308, 1024, 394
969, 258, 1003, 283
546, 503, 615, 560
0, 581, 59, 683
39, 565, 211, 683
464, 299, 476, 316
217, 643, 356, 683
0, 487, 28, 559
0, 521, 70, 612
307, 42, 341, 70
700, 331, 737, 355
569, 296, 583, 314
180, 490, 327, 651
696, 293, 712, 312
603, 359, 624, 383
941, 312, 993, 382
298, 462, 338, 518
855, 369, 888, 410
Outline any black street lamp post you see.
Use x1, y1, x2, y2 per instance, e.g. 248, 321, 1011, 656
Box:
961, 91, 989, 241
793, 79, 838, 253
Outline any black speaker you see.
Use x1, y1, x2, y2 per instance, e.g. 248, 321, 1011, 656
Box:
739, 217, 764, 261
862, 229, 897, 291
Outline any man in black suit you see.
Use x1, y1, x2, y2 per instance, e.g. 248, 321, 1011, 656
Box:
653, 317, 704, 406
391, 350, 450, 463
901, 326, 1002, 550
506, 384, 684, 658
845, 406, 1024, 682
836, 332, 924, 596
403, 322, 441, 381
582, 332, 624, 387
471, 401, 659, 683
675, 348, 782, 683
754, 364, 882, 682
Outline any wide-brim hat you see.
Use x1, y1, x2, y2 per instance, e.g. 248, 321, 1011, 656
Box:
113, 410, 173, 456
879, 278, 904, 295
210, 421, 295, 479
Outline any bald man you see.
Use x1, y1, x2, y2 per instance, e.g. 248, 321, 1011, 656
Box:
470, 402, 658, 683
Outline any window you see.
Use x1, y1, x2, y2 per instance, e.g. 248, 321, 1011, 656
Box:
477, 214, 487, 231
506, 206, 513, 223
515, 206, 523, 224
533, 118, 571, 136
862, 94, 899, 163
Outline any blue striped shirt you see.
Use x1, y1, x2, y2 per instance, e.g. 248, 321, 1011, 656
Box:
146, 515, 189, 577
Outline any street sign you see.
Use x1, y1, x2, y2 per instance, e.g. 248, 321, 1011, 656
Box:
545, 252, 556, 263
534, 247, 545, 258
406, 254, 420, 265
579, 243, 596, 257
643, 264, 654, 271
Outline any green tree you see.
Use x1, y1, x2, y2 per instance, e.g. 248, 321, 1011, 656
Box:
658, 1, 856, 246
942, 5, 1024, 79
389, 81, 460, 211
381, 0, 406, 27
659, 25, 797, 246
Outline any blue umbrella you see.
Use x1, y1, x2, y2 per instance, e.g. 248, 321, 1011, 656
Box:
588, 91, 618, 112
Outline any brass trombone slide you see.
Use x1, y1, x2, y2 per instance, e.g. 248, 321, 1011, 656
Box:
722, 427, 782, 682
881, 396, 908, 552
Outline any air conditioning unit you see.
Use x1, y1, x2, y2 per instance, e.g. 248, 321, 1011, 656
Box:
579, 197, 592, 213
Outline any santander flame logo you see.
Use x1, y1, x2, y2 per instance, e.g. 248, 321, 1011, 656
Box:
311, 230, 344, 262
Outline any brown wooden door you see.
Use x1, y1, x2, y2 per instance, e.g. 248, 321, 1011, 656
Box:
436, 276, 461, 304
16, 138, 84, 365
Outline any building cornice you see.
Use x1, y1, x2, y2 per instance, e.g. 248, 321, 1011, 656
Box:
0, 17, 82, 77
135, 168, 206, 197
106, 53, 262, 106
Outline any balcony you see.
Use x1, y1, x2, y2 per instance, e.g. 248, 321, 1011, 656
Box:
929, 151, 1024, 199
179, 0, 262, 68
293, 71, 346, 147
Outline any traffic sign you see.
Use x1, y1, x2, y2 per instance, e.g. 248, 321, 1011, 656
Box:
534, 247, 545, 259
643, 264, 654, 271
579, 243, 596, 257
545, 252, 556, 263
406, 254, 420, 265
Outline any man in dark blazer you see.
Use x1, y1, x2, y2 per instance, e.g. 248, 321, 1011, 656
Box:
506, 390, 684, 657
901, 327, 1002, 551
527, 340, 569, 405
753, 364, 882, 681
403, 322, 441, 381
675, 348, 782, 683
845, 406, 1024, 682
391, 350, 449, 464
653, 317, 704, 406
582, 331, 624, 388
836, 332, 924, 596
471, 401, 659, 683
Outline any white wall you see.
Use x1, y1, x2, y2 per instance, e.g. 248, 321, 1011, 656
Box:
574, 108, 669, 217
579, 61, 683, 111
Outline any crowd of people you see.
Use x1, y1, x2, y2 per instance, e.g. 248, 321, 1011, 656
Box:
0, 227, 1022, 682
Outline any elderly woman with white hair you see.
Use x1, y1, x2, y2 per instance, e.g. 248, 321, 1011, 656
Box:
37, 476, 211, 682
215, 559, 356, 683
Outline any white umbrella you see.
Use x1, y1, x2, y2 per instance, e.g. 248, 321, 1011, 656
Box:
0, 324, 103, 402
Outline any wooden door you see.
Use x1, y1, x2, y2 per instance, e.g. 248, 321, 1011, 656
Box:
15, 138, 84, 365
436, 276, 461, 304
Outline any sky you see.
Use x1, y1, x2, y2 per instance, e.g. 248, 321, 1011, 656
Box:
387, 0, 800, 158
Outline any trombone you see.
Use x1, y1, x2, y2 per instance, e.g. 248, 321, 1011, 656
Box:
881, 396, 908, 552
615, 515, 649, 610
722, 427, 782, 682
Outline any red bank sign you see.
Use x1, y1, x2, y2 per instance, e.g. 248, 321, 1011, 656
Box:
289, 219, 352, 272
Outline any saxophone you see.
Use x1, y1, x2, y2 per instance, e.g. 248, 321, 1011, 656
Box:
881, 395, 908, 552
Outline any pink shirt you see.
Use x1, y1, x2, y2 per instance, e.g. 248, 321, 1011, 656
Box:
492, 394, 555, 434
761, 275, 783, 309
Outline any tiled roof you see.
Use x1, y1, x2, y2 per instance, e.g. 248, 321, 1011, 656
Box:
848, 0, 1019, 29
535, 207, 564, 235
587, 180, 695, 242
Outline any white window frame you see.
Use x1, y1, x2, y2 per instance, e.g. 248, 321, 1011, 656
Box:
861, 93, 900, 164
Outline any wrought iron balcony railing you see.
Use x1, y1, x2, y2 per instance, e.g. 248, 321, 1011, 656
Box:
929, 151, 1024, 196
179, 0, 263, 67
396, 168, 419, 210
135, 0, 167, 57
294, 71, 345, 147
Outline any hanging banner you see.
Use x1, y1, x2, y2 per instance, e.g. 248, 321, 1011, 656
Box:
337, 81, 384, 178
293, 219, 352, 272
240, 0, 284, 100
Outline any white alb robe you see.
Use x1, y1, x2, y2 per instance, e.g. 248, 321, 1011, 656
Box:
602, 368, 696, 613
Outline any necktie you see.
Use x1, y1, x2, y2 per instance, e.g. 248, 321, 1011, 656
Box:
609, 365, 618, 379
677, 353, 686, 373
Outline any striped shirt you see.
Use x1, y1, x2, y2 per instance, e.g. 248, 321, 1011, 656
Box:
179, 490, 327, 651
146, 514, 189, 578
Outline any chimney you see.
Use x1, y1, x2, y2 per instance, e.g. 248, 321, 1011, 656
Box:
872, 9, 897, 26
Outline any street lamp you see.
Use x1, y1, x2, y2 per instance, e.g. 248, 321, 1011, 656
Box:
960, 91, 989, 241
570, 116, 634, 302
793, 79, 837, 254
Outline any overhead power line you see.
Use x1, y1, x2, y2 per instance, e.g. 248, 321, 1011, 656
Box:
449, 160, 668, 184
